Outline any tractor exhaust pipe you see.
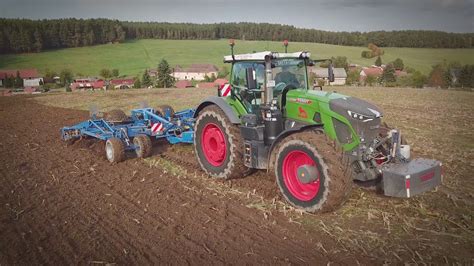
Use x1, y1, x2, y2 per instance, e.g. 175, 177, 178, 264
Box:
264, 54, 273, 105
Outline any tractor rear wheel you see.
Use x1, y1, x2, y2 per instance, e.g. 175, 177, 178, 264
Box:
155, 105, 175, 119
105, 138, 125, 163
194, 105, 251, 179
273, 130, 353, 213
105, 109, 128, 123
134, 135, 152, 158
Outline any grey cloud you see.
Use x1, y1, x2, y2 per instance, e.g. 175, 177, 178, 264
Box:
0, 0, 472, 32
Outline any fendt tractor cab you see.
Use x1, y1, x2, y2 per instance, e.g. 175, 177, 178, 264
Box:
193, 40, 442, 212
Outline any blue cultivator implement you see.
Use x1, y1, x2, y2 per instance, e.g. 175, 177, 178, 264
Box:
61, 106, 195, 163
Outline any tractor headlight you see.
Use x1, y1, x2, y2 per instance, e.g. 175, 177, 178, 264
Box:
347, 110, 374, 122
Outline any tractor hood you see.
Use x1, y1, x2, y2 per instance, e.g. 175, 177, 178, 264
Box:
329, 96, 383, 145
329, 97, 383, 121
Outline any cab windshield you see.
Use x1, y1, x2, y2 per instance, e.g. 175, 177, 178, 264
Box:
272, 58, 308, 92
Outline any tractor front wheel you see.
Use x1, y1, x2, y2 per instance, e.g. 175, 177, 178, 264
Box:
273, 130, 353, 213
194, 105, 251, 179
105, 138, 125, 163
134, 135, 152, 158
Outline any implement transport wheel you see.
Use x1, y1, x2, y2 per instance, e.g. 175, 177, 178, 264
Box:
134, 134, 152, 158
105, 138, 125, 163
105, 109, 128, 123
155, 105, 175, 119
273, 130, 353, 213
194, 105, 251, 179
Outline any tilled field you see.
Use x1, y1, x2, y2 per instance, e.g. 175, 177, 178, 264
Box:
1, 89, 473, 264
0, 96, 374, 264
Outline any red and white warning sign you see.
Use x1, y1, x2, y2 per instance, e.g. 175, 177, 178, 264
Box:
219, 83, 231, 97
151, 122, 163, 134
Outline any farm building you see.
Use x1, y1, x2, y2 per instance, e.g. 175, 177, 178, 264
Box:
175, 80, 193, 89
360, 67, 384, 82
110, 78, 134, 89
172, 64, 219, 81
0, 69, 43, 87
310, 67, 347, 85
70, 78, 105, 90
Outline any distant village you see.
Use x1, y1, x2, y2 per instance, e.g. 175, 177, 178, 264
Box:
0, 55, 470, 96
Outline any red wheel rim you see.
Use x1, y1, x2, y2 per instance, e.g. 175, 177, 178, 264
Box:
201, 123, 227, 167
282, 150, 320, 201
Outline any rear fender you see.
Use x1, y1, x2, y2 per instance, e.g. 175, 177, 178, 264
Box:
194, 96, 241, 124
267, 124, 324, 171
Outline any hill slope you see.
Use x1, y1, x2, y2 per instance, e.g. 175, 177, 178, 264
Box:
0, 39, 473, 76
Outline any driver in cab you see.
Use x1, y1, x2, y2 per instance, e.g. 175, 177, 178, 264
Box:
274, 65, 300, 88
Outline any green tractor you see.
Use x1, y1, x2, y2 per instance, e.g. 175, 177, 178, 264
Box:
193, 42, 442, 213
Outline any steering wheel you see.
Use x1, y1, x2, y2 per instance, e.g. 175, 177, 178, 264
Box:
275, 82, 297, 96
274, 82, 287, 94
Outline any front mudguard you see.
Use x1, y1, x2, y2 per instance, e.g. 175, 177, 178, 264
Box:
194, 96, 241, 124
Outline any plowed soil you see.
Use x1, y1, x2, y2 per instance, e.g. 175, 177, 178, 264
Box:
0, 96, 377, 264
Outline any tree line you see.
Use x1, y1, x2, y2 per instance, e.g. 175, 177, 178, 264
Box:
0, 18, 472, 54
0, 18, 125, 53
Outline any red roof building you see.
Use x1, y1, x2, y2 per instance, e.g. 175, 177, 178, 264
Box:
70, 78, 105, 90
360, 67, 384, 77
110, 78, 134, 89
0, 69, 39, 79
175, 80, 193, 89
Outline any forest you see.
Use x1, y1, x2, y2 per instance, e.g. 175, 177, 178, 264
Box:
0, 18, 472, 54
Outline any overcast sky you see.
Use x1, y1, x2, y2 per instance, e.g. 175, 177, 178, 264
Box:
0, 0, 473, 32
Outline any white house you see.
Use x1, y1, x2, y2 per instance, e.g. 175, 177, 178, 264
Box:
172, 64, 219, 81
310, 67, 347, 86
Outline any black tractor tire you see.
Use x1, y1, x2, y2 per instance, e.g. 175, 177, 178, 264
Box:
134, 135, 152, 158
105, 138, 125, 163
105, 109, 128, 123
155, 105, 175, 119
194, 105, 252, 179
273, 129, 353, 213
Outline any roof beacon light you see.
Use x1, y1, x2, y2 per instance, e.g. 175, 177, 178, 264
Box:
229, 39, 235, 60
283, 39, 289, 53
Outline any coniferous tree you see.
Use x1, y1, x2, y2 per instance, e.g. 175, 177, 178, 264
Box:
375, 56, 382, 67
380, 64, 396, 84
14, 71, 23, 88
133, 76, 142, 88
112, 69, 119, 77
142, 70, 152, 87
59, 69, 73, 86
100, 69, 112, 79
156, 59, 175, 88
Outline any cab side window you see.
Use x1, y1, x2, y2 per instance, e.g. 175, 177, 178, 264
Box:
231, 62, 265, 89
231, 63, 247, 87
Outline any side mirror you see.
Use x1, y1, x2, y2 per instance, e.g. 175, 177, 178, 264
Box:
328, 64, 335, 83
245, 67, 257, 90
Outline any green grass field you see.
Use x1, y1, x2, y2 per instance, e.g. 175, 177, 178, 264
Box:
1, 39, 473, 77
